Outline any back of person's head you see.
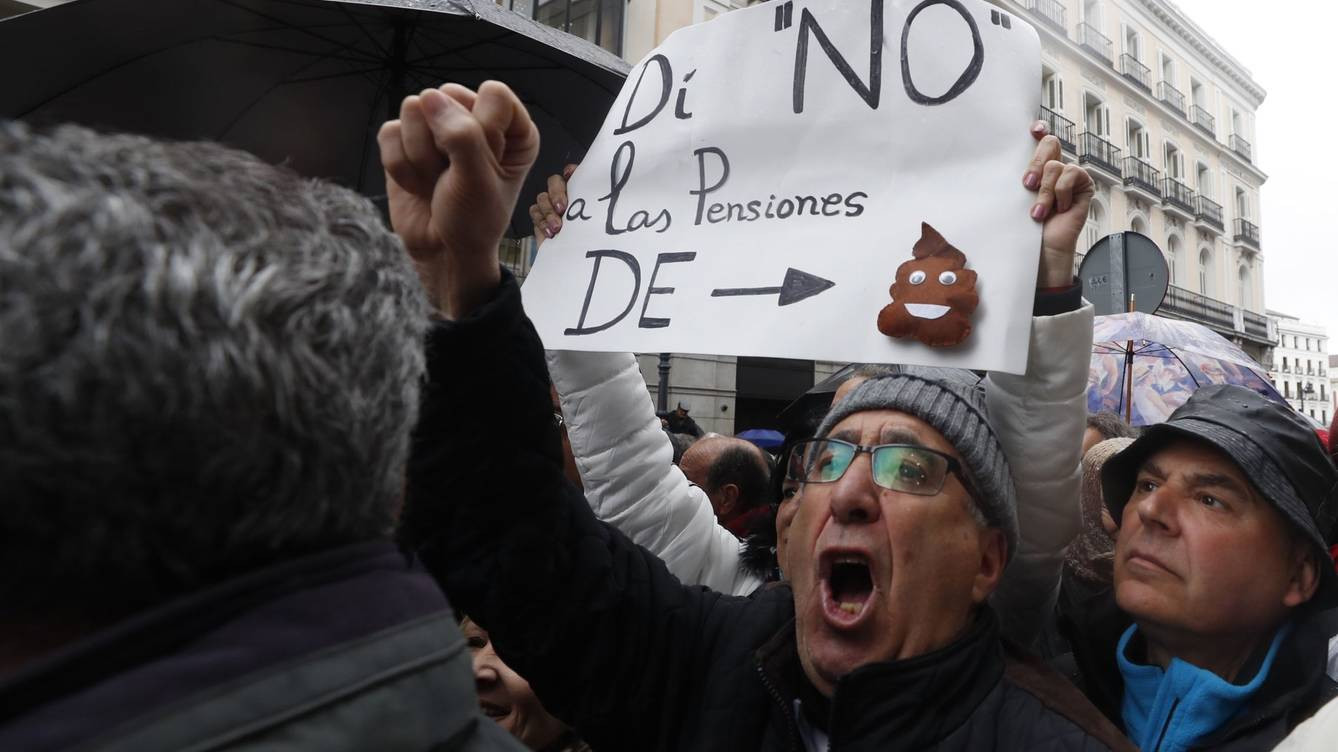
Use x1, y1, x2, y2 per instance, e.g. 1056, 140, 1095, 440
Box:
1086, 411, 1136, 441
706, 440, 774, 513
0, 122, 429, 620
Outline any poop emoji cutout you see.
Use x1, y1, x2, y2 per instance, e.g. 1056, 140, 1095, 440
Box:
877, 223, 979, 347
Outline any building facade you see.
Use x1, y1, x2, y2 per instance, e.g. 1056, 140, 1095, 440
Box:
1266, 312, 1329, 426
1003, 0, 1271, 365
510, 0, 1274, 434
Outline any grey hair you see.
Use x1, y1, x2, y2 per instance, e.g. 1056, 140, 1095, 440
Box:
0, 122, 430, 615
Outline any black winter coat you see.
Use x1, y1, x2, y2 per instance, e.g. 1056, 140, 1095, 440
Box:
402, 272, 1134, 752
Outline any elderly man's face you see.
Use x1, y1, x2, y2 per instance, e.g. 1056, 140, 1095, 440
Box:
1114, 439, 1317, 654
787, 410, 1006, 696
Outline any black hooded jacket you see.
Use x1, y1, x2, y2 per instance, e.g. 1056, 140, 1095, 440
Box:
401, 272, 1133, 752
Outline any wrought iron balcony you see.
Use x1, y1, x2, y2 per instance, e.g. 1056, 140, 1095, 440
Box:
1162, 177, 1195, 216
1230, 134, 1252, 162
1234, 218, 1260, 248
1194, 195, 1224, 232
1157, 81, 1185, 114
1120, 54, 1151, 91
1039, 106, 1076, 153
1162, 285, 1235, 333
1077, 23, 1113, 64
1078, 132, 1121, 177
1024, 0, 1066, 32
1190, 105, 1215, 138
1123, 157, 1161, 197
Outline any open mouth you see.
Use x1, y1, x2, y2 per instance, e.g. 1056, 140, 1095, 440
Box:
480, 701, 509, 720
820, 553, 875, 629
905, 303, 950, 320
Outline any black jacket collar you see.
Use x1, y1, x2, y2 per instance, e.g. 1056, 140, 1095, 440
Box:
755, 607, 1005, 750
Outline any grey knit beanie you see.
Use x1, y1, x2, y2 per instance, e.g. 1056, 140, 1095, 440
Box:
814, 373, 1019, 560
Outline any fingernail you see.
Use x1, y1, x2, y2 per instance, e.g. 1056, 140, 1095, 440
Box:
548, 221, 561, 236
542, 226, 553, 239
555, 200, 566, 214
1031, 204, 1049, 221
1024, 172, 1040, 190
1033, 121, 1048, 134
419, 90, 443, 117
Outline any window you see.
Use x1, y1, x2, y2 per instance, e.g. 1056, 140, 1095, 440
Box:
1235, 187, 1250, 221
1196, 163, 1213, 199
519, 0, 624, 54
1044, 71, 1065, 111
1283, 356, 1289, 371
1124, 26, 1141, 60
1164, 143, 1183, 179
1190, 78, 1205, 108
1160, 53, 1175, 86
1085, 93, 1110, 137
1127, 119, 1150, 159
1238, 266, 1251, 309
1166, 235, 1181, 285
1285, 381, 1291, 398
1198, 248, 1212, 295
1083, 200, 1106, 255
1231, 108, 1244, 137
1083, 0, 1102, 26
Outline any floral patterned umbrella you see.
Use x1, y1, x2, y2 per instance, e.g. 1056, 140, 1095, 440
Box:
1087, 312, 1286, 426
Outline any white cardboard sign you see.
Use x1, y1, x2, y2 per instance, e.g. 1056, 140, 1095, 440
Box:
521, 0, 1042, 374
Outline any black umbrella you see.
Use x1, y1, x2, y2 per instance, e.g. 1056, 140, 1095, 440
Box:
0, 0, 629, 237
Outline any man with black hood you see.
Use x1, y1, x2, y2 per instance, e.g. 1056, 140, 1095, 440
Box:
1059, 384, 1338, 749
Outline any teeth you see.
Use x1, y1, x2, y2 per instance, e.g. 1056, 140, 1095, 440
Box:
840, 603, 860, 614
835, 556, 865, 565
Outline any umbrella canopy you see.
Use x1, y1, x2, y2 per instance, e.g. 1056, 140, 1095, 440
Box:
0, 0, 629, 237
1088, 312, 1286, 426
736, 428, 785, 451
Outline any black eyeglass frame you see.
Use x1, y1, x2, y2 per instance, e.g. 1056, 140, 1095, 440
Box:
783, 438, 975, 498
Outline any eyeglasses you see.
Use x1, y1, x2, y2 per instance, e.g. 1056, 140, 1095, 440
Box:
784, 438, 968, 497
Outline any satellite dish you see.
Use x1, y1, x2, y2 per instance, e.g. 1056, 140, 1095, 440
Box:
1079, 232, 1169, 315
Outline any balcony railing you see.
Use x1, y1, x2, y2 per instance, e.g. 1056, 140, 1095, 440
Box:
1039, 106, 1076, 153
1078, 132, 1122, 176
1195, 195, 1224, 231
1162, 177, 1195, 215
1162, 285, 1235, 333
1243, 310, 1269, 341
1120, 54, 1151, 90
1078, 23, 1113, 64
1190, 104, 1215, 137
1123, 157, 1161, 196
1230, 133, 1252, 162
1157, 81, 1185, 114
1024, 0, 1067, 32
1234, 218, 1260, 248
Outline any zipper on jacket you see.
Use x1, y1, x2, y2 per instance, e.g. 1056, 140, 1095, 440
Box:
1154, 698, 1181, 751
756, 662, 802, 752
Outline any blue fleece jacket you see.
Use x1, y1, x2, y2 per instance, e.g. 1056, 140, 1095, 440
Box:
1118, 623, 1291, 751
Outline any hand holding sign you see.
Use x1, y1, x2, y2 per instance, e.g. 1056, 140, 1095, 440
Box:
379, 82, 540, 318
1026, 127, 1095, 288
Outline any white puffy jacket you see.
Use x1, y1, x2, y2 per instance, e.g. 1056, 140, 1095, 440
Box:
547, 303, 1094, 640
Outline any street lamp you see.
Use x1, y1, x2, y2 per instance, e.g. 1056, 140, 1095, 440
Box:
1301, 382, 1316, 420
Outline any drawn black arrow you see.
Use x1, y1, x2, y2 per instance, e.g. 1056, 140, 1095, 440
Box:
710, 268, 835, 306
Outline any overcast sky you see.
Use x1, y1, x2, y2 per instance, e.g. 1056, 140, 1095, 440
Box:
1167, 0, 1337, 340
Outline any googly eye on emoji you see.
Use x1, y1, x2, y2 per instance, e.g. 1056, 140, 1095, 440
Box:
876, 222, 979, 347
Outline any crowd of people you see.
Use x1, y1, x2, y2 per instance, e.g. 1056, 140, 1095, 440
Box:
3, 79, 1338, 751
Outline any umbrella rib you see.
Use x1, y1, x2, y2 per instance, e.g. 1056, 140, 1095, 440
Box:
209, 0, 383, 62
355, 68, 395, 190
1165, 348, 1205, 389
212, 36, 381, 65
213, 34, 377, 142
336, 2, 391, 59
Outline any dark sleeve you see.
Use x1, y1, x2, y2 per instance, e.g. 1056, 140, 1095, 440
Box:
398, 270, 745, 747
1033, 277, 1083, 317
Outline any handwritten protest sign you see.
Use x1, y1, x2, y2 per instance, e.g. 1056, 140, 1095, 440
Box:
521, 0, 1042, 373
